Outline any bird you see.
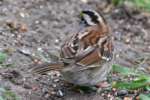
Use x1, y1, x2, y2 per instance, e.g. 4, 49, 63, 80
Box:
32, 10, 113, 86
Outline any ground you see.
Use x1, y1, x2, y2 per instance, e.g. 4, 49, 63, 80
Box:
0, 0, 150, 100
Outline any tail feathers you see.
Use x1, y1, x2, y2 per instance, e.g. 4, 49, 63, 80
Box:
32, 62, 64, 74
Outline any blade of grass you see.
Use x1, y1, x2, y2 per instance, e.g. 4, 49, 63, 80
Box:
112, 75, 150, 90
111, 0, 150, 12
112, 64, 138, 76
139, 94, 150, 100
112, 0, 125, 6
133, 0, 150, 11
0, 52, 7, 64
0, 87, 20, 100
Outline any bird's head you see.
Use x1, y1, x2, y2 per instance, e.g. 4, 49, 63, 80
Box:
80, 10, 106, 26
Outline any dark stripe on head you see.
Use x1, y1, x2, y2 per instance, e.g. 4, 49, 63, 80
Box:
81, 10, 107, 25
82, 10, 99, 24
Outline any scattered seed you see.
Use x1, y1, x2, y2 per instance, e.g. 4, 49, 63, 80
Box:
51, 91, 56, 95
19, 23, 28, 32
53, 79, 59, 82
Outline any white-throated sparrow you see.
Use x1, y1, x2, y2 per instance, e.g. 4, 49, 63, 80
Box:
32, 10, 113, 86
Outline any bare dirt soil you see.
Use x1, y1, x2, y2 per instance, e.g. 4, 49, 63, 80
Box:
0, 0, 150, 100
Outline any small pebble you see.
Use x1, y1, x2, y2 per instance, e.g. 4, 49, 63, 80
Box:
125, 38, 130, 44
52, 84, 57, 88
53, 79, 59, 82
116, 54, 120, 58
57, 90, 64, 97
18, 48, 31, 55
55, 39, 59, 44
35, 20, 40, 24
107, 93, 111, 98
44, 93, 50, 98
20, 12, 25, 18
80, 0, 88, 3
135, 95, 140, 100
101, 93, 105, 97
112, 88, 117, 92
37, 47, 43, 51
23, 83, 32, 89
117, 90, 128, 96
124, 96, 132, 100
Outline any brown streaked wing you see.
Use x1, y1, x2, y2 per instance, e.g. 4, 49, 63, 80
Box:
101, 38, 113, 61
32, 62, 64, 74
61, 45, 76, 59
78, 26, 107, 48
60, 33, 79, 59
75, 47, 101, 66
